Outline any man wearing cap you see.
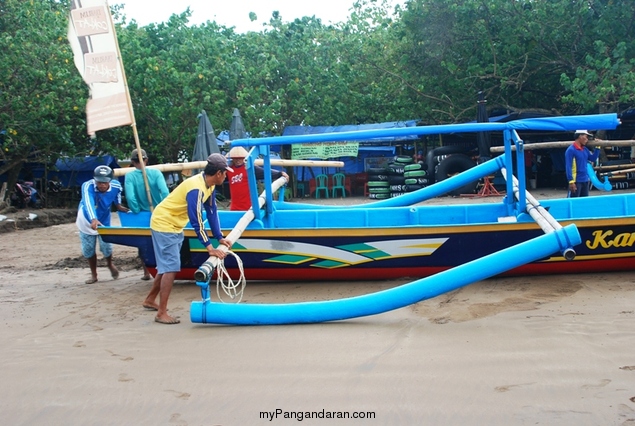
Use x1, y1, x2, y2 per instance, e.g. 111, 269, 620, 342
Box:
76, 165, 130, 284
125, 148, 169, 214
226, 146, 289, 211
565, 130, 601, 197
124, 148, 169, 280
142, 153, 233, 324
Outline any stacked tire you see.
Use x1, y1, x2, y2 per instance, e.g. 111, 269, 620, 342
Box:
367, 155, 430, 199
387, 158, 408, 198
402, 162, 429, 195
366, 167, 390, 199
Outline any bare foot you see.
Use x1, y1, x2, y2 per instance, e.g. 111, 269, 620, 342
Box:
85, 277, 98, 284
109, 266, 119, 280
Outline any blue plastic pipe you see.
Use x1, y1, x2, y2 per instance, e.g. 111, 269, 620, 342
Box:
190, 224, 580, 325
587, 163, 612, 191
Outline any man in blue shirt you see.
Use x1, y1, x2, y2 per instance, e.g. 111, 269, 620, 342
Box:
124, 148, 169, 213
124, 148, 170, 280
565, 130, 601, 197
76, 165, 130, 284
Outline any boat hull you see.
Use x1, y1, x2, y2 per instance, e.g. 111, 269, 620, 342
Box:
101, 210, 635, 281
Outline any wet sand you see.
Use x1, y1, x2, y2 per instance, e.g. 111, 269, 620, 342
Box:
1, 190, 634, 425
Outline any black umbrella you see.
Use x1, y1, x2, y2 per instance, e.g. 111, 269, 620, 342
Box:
229, 108, 247, 140
192, 110, 220, 172
476, 91, 491, 163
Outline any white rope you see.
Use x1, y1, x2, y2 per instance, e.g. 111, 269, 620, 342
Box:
214, 251, 246, 303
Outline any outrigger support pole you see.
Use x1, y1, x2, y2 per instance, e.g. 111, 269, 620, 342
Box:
190, 224, 581, 325
193, 177, 288, 300
502, 170, 576, 261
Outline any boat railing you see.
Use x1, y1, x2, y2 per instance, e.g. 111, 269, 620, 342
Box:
233, 113, 620, 223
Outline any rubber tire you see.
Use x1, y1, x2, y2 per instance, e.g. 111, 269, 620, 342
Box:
367, 174, 389, 181
404, 163, 426, 172
404, 170, 427, 178
435, 154, 478, 196
405, 178, 429, 185
426, 146, 467, 184
367, 167, 387, 175
394, 155, 414, 164
388, 175, 406, 185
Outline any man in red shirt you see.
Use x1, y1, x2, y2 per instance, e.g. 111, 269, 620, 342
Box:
226, 146, 289, 211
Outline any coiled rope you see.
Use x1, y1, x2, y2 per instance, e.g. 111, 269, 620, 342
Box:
214, 251, 246, 303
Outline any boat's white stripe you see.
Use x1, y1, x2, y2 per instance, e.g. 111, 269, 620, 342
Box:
366, 238, 448, 256
236, 238, 448, 264
237, 239, 368, 263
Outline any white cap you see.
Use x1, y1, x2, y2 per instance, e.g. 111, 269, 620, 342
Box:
574, 130, 593, 137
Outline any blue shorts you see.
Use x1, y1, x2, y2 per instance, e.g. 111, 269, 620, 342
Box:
79, 232, 113, 258
151, 230, 184, 274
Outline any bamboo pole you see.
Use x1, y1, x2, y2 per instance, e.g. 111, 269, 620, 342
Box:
113, 159, 345, 177
106, 2, 154, 211
599, 166, 635, 176
593, 163, 635, 172
193, 176, 288, 284
490, 139, 635, 153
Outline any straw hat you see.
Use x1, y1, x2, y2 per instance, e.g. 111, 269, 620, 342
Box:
228, 146, 249, 158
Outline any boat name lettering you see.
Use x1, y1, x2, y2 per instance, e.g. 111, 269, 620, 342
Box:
586, 229, 635, 249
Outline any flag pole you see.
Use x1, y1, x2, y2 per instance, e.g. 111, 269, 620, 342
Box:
104, 1, 154, 211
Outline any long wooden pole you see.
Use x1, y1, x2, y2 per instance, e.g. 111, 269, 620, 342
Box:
599, 166, 635, 176
106, 1, 154, 210
490, 139, 635, 153
113, 159, 345, 177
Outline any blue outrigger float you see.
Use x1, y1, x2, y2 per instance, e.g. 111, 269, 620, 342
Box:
100, 113, 634, 324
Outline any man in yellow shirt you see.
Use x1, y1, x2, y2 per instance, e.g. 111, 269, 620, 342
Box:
142, 154, 233, 324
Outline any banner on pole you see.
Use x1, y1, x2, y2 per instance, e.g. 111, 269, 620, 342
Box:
291, 142, 359, 160
67, 0, 132, 134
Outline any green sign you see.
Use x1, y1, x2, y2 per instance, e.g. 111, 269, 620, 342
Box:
291, 142, 359, 160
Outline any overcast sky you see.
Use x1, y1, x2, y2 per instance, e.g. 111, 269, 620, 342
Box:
114, 0, 404, 32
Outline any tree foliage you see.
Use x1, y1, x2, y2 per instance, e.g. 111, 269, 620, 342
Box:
0, 0, 86, 182
2, 0, 635, 198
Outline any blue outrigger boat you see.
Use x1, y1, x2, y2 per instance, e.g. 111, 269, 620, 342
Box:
99, 113, 634, 324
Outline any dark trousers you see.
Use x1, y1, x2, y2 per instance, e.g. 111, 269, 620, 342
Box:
568, 181, 590, 198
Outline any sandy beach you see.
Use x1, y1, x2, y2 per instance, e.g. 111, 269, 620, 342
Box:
1, 190, 634, 425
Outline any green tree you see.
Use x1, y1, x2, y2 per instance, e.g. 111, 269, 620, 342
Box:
398, 0, 635, 120
0, 0, 87, 200
560, 1, 635, 114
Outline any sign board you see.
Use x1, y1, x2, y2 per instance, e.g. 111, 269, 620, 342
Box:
291, 142, 359, 160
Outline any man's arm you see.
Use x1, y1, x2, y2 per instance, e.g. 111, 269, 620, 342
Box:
564, 148, 575, 183
80, 180, 98, 221
149, 169, 170, 202
205, 190, 224, 241
254, 165, 288, 182
185, 189, 212, 248
588, 146, 602, 163
112, 181, 130, 213
203, 190, 232, 256
157, 174, 170, 201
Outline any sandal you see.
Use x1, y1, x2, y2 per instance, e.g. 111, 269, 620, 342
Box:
155, 316, 180, 325
85, 278, 98, 284
142, 303, 159, 311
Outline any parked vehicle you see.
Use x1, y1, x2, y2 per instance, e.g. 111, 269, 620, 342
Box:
10, 180, 43, 209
